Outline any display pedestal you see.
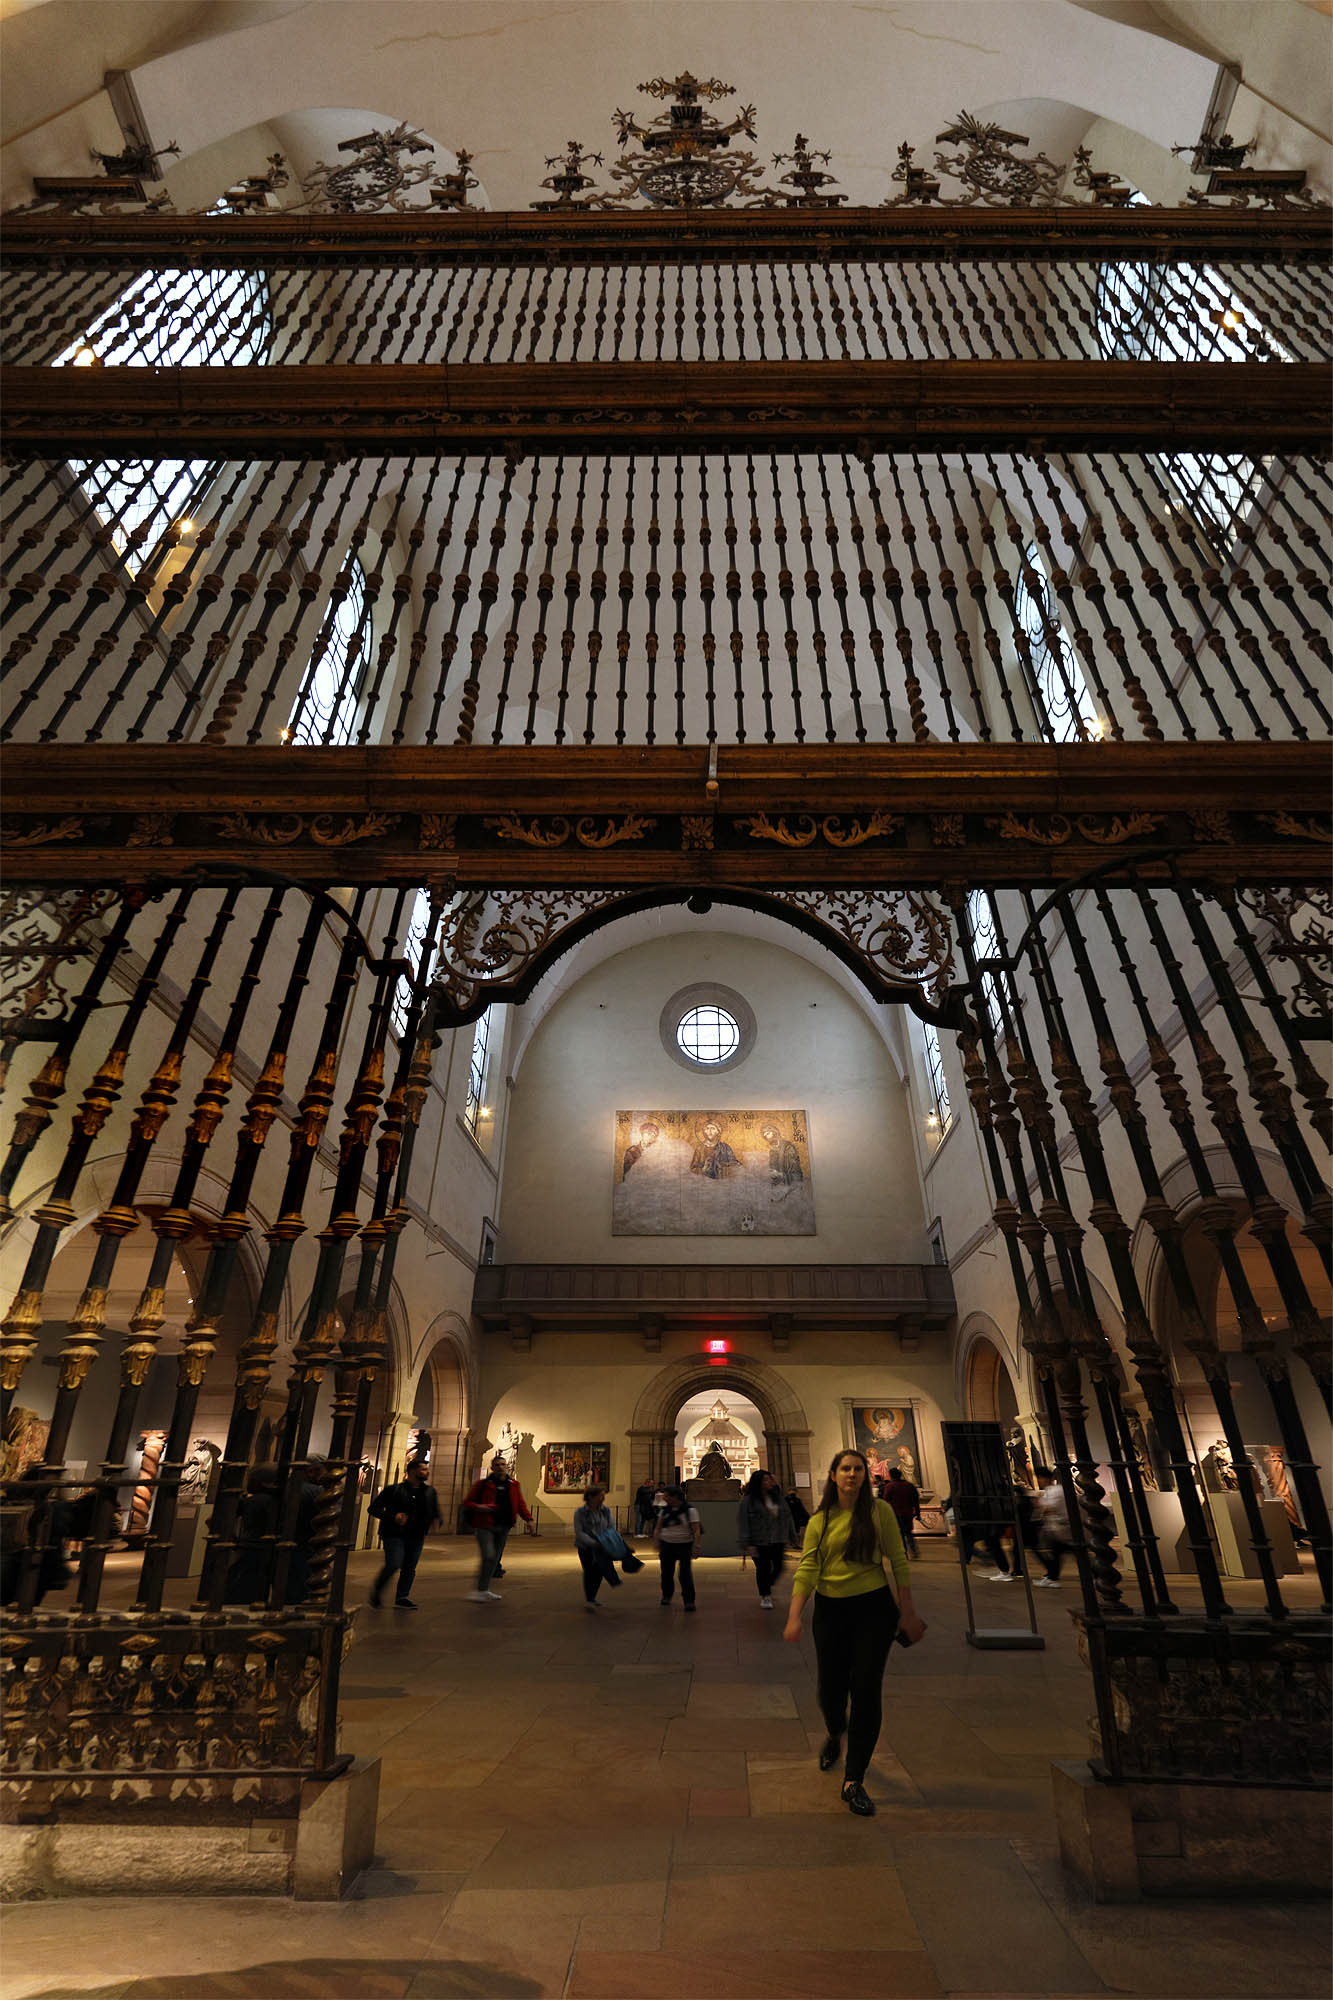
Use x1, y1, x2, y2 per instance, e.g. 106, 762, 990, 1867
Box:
690, 1499, 741, 1558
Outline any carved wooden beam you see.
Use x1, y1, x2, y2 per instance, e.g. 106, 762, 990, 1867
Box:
5, 206, 1329, 264
4, 743, 1327, 889
4, 359, 1325, 456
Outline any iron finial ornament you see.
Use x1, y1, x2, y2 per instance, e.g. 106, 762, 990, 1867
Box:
886, 111, 1070, 207
91, 131, 181, 181
770, 135, 846, 209
429, 149, 481, 212
602, 70, 770, 208
298, 122, 439, 214
530, 140, 605, 211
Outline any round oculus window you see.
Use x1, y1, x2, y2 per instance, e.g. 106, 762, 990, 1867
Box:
659, 983, 756, 1074
676, 1004, 740, 1066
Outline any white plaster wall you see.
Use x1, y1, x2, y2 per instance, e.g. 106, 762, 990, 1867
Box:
499, 931, 929, 1265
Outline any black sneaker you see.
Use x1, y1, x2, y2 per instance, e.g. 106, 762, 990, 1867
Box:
683, 1603, 696, 1613
818, 1737, 841, 1772
842, 1780, 875, 1817
492, 1567, 505, 1578
394, 1598, 418, 1609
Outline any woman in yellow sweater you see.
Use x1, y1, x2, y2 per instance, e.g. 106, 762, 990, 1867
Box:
783, 1448, 927, 1815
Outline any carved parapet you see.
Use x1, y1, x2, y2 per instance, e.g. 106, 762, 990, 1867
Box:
1081, 1613, 1331, 1785
0, 1612, 343, 1794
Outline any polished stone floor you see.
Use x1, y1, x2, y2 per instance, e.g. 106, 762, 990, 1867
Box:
5, 1538, 1329, 2000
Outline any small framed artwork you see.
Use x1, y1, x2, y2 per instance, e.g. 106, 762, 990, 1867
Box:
842, 1401, 928, 1492
543, 1441, 611, 1492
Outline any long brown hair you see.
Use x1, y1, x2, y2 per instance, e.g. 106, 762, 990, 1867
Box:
814, 1449, 882, 1566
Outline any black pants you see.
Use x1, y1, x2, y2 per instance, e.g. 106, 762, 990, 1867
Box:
579, 1544, 620, 1601
373, 1533, 424, 1604
890, 1516, 918, 1556
811, 1587, 898, 1784
752, 1543, 786, 1596
658, 1543, 695, 1604
960, 1526, 1008, 1571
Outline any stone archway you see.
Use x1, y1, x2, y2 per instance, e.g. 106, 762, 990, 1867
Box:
627, 1353, 813, 1494
405, 1313, 475, 1526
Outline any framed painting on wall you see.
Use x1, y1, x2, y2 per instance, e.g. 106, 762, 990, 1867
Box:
843, 1401, 927, 1492
543, 1441, 611, 1493
612, 1108, 815, 1236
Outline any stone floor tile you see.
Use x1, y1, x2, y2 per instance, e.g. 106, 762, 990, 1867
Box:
567, 1946, 943, 1997
573, 1911, 665, 1955
119, 1964, 416, 1998
472, 1828, 672, 1893
662, 1716, 811, 1754
688, 1785, 751, 1816
663, 1862, 919, 1951
686, 1682, 798, 1720
894, 1835, 1105, 1995
972, 1726, 1092, 1758
409, 1905, 581, 1997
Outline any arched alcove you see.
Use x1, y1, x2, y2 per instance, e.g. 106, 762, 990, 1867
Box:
627, 1352, 812, 1494
406, 1311, 474, 1525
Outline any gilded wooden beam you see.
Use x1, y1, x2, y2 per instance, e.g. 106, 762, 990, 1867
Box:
4, 359, 1327, 456
4, 743, 1327, 889
4, 205, 1329, 265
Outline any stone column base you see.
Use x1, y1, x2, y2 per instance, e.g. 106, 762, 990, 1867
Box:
0, 1757, 380, 1902
1052, 1759, 1332, 1901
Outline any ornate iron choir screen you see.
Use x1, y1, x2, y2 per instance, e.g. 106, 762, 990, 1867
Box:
0, 75, 1328, 1864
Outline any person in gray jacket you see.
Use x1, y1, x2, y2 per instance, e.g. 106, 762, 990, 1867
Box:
736, 1468, 798, 1608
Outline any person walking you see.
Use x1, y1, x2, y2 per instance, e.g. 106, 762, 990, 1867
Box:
737, 1468, 797, 1608
785, 1488, 810, 1535
368, 1458, 442, 1609
462, 1454, 533, 1601
572, 1484, 623, 1609
633, 1478, 657, 1536
784, 1448, 926, 1817
884, 1466, 923, 1558
1033, 1468, 1075, 1587
654, 1484, 701, 1611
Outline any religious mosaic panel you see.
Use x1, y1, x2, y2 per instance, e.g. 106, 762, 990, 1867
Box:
612, 1109, 815, 1236
543, 1442, 610, 1493
845, 1402, 924, 1489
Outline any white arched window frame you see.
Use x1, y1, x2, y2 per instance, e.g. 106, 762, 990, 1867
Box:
464, 1011, 493, 1138
1095, 203, 1276, 549
391, 887, 435, 1041
922, 1019, 953, 1136
1013, 540, 1100, 744
55, 266, 272, 575
285, 557, 375, 746
967, 888, 1012, 1043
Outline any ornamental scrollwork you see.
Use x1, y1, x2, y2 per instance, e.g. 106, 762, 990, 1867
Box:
777, 889, 957, 1007
988, 811, 1163, 846
0, 817, 85, 848
127, 813, 175, 848
431, 889, 612, 1019
486, 814, 656, 848
0, 887, 124, 1035
205, 812, 398, 847
1259, 811, 1332, 843
1236, 884, 1332, 1030
1189, 809, 1234, 843
734, 810, 900, 848
680, 816, 715, 852
297, 124, 441, 215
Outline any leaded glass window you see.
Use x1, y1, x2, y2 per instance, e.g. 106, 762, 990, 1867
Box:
55, 268, 271, 575
464, 1010, 492, 1136
391, 888, 435, 1040
1013, 542, 1100, 743
1095, 202, 1272, 548
967, 888, 1011, 1042
923, 1020, 952, 1135
285, 558, 374, 746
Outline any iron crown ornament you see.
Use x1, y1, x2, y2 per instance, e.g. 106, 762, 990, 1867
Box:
602, 71, 771, 209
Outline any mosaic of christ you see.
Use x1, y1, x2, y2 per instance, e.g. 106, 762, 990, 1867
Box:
612, 1109, 815, 1236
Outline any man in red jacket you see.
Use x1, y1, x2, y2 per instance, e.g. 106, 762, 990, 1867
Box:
462, 1454, 533, 1601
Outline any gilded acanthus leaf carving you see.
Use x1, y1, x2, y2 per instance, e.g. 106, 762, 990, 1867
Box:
988, 811, 1164, 846
735, 810, 900, 848
1260, 811, 1332, 843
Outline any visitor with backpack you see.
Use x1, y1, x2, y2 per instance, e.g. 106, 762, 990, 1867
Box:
653, 1484, 701, 1611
